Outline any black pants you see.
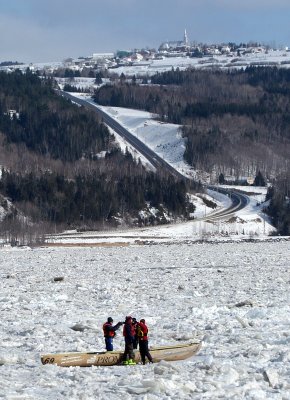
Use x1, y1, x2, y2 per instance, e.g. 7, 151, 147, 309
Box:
139, 340, 153, 364
123, 342, 135, 361
133, 337, 139, 349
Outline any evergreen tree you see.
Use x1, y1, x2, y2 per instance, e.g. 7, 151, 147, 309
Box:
95, 71, 103, 84
218, 173, 225, 184
254, 171, 266, 186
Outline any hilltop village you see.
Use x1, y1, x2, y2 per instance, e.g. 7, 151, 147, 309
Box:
1, 30, 290, 76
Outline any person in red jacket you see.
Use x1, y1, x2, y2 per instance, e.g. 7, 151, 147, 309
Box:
137, 318, 153, 365
103, 317, 123, 351
122, 316, 136, 365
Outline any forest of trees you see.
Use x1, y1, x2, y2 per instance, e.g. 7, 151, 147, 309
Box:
93, 67, 290, 179
0, 158, 193, 227
0, 70, 195, 243
0, 70, 110, 161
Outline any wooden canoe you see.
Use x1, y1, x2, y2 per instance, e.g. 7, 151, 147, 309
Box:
41, 341, 202, 367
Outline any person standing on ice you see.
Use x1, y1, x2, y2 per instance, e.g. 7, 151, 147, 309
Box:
137, 318, 153, 365
103, 317, 123, 351
122, 316, 136, 365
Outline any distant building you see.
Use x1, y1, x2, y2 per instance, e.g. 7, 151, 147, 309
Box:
159, 29, 190, 53
5, 110, 20, 120
92, 53, 115, 60
221, 46, 231, 54
224, 175, 255, 185
131, 53, 144, 61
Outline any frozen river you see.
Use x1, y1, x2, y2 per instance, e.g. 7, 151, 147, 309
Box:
1, 240, 290, 399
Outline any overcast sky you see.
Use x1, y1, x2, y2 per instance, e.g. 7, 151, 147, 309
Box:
1, 0, 290, 63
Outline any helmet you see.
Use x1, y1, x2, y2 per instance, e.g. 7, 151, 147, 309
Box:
107, 317, 113, 323
140, 319, 145, 323
125, 316, 132, 321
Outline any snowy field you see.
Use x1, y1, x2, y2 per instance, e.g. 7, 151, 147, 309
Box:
1, 240, 290, 399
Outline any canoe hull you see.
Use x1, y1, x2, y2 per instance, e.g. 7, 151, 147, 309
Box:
41, 341, 201, 367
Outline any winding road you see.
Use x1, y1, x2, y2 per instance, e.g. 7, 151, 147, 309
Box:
204, 186, 250, 221
58, 91, 250, 220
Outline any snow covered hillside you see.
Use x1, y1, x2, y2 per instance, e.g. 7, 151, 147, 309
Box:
16, 49, 290, 78
63, 96, 274, 241
109, 49, 290, 77
1, 241, 290, 399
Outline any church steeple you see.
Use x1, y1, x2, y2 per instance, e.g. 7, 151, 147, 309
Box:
183, 29, 189, 46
